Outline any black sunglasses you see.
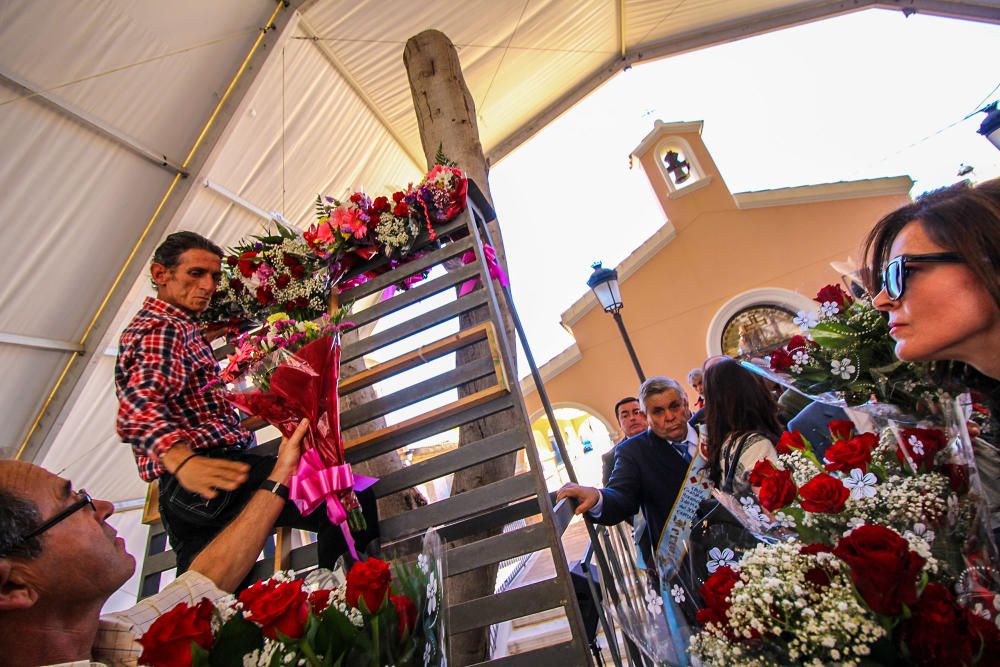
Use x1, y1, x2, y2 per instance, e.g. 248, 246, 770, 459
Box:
20, 489, 96, 543
881, 252, 963, 301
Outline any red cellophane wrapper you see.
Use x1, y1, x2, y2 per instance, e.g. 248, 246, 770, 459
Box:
227, 332, 365, 529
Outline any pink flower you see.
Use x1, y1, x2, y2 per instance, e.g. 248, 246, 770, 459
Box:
331, 206, 360, 235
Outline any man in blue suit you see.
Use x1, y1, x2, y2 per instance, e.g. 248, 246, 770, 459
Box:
787, 401, 849, 459
557, 376, 697, 554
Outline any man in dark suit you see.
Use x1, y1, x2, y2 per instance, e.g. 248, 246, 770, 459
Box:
787, 401, 849, 459
557, 376, 697, 554
601, 396, 647, 487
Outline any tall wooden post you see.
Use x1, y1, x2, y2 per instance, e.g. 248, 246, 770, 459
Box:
405, 29, 519, 665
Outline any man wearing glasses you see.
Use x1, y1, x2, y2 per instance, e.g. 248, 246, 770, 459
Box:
0, 421, 308, 666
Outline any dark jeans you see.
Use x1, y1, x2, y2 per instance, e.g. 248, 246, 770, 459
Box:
158, 447, 379, 575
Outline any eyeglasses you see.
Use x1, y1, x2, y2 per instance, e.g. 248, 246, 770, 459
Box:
20, 489, 96, 543
881, 252, 963, 301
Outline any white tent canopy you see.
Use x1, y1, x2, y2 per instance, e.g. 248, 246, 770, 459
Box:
1, 0, 996, 604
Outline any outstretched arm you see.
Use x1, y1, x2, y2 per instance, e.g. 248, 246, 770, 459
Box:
189, 419, 307, 592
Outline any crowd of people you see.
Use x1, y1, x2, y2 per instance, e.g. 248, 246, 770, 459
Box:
0, 177, 997, 665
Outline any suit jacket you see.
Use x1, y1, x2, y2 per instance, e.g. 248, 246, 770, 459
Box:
601, 437, 628, 487
595, 428, 691, 551
787, 401, 848, 459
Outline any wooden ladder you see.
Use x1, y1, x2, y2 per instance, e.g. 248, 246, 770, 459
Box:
139, 185, 594, 666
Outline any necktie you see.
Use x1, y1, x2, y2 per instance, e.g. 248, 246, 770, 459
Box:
671, 441, 691, 463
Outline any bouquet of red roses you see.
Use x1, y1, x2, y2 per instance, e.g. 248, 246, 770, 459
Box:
137, 532, 445, 667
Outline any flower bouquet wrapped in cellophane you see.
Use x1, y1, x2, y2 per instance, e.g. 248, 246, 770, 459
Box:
743, 283, 948, 417
137, 528, 447, 667
208, 310, 376, 552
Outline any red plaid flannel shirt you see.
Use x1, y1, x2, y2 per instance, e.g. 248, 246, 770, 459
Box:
115, 297, 251, 481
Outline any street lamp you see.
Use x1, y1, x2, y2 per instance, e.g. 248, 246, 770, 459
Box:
977, 102, 1000, 152
587, 262, 646, 382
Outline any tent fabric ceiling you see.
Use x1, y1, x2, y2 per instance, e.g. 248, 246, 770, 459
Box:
0, 0, 995, 612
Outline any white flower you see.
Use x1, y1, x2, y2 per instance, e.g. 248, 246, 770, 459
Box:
424, 643, 433, 666
739, 496, 771, 529
426, 576, 438, 615
644, 588, 664, 613
845, 517, 866, 533
671, 584, 686, 604
907, 435, 926, 456
912, 522, 936, 543
792, 349, 810, 365
831, 358, 856, 379
794, 310, 819, 328
820, 301, 840, 317
974, 603, 992, 620
842, 468, 878, 500
706, 547, 739, 573
418, 553, 431, 574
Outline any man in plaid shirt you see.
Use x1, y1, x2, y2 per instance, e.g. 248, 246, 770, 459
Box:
115, 231, 375, 574
0, 420, 309, 666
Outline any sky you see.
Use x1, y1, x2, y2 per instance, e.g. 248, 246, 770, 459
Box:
487, 8, 1000, 373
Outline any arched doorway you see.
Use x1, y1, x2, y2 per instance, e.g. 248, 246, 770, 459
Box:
529, 403, 616, 491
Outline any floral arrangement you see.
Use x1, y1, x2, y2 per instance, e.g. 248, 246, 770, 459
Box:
750, 283, 944, 414
207, 223, 330, 324
202, 159, 468, 329
137, 552, 444, 667
689, 528, 1000, 666
687, 417, 1000, 665
209, 309, 351, 393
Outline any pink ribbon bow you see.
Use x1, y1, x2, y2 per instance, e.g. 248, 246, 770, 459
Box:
458, 244, 510, 296
289, 448, 378, 559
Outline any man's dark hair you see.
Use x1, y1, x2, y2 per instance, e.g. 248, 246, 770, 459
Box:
152, 231, 224, 270
0, 489, 43, 559
613, 396, 639, 417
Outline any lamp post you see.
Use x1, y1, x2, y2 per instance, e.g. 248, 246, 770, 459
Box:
587, 262, 646, 383
977, 102, 1000, 152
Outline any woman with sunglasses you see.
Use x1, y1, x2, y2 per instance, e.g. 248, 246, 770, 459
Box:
864, 178, 1000, 405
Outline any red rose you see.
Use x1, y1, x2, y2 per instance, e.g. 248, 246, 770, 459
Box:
392, 190, 406, 203
786, 335, 810, 351
748, 459, 779, 487
372, 195, 390, 212
815, 284, 853, 310
137, 598, 215, 667
827, 420, 855, 442
776, 430, 807, 454
696, 566, 741, 626
799, 543, 835, 589
309, 589, 332, 615
255, 285, 273, 306
346, 558, 392, 613
897, 583, 972, 666
275, 273, 291, 289
236, 251, 259, 278
833, 524, 926, 616
824, 433, 876, 473
239, 578, 309, 640
798, 473, 849, 513
896, 427, 947, 473
393, 201, 410, 218
757, 468, 797, 512
391, 594, 417, 640
226, 255, 238, 266
769, 347, 793, 372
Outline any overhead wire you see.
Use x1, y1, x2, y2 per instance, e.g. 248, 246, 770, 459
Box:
478, 0, 531, 118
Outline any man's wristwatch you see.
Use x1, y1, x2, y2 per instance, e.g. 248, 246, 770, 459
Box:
260, 479, 290, 500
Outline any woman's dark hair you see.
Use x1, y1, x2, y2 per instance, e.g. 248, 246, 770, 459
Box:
152, 231, 223, 270
862, 177, 1000, 308
704, 359, 783, 484
0, 489, 43, 559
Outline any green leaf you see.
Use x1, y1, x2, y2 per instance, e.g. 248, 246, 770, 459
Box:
810, 322, 860, 349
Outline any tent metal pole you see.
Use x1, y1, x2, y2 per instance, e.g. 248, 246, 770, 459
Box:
0, 332, 84, 354
15, 0, 303, 463
0, 66, 189, 177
